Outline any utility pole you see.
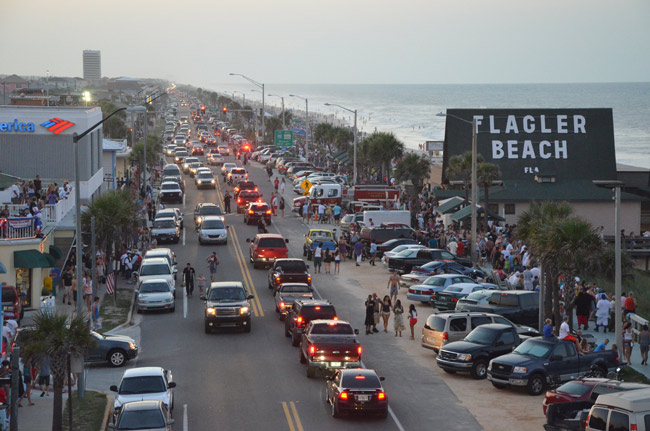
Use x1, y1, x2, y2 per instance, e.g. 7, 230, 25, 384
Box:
614, 185, 622, 352
470, 118, 478, 265
10, 346, 19, 431
91, 216, 97, 296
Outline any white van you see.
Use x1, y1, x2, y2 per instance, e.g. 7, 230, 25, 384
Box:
586, 388, 650, 430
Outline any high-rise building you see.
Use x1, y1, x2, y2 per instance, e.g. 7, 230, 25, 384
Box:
83, 50, 101, 80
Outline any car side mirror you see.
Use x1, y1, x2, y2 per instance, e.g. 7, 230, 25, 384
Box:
550, 355, 562, 362
173, 268, 178, 273
200, 295, 207, 301
167, 419, 175, 425
379, 377, 386, 381
285, 239, 289, 243
247, 294, 255, 300
354, 329, 360, 335
168, 382, 176, 389
110, 385, 118, 392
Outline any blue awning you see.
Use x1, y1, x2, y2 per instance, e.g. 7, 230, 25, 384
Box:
0, 260, 6, 274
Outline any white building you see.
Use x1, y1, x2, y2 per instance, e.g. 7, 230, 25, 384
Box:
83, 50, 101, 80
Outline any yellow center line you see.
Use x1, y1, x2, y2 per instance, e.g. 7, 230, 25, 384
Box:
230, 226, 264, 317
227, 231, 259, 317
281, 402, 296, 431
289, 402, 304, 431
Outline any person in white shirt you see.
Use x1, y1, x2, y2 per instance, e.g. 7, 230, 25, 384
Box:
447, 239, 458, 255
559, 316, 570, 339
10, 183, 21, 204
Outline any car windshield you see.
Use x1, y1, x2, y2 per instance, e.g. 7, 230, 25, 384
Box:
208, 287, 246, 301
396, 249, 415, 257
258, 238, 286, 248
161, 183, 178, 190
117, 409, 166, 430
488, 293, 521, 306
465, 327, 498, 345
513, 340, 551, 358
153, 220, 175, 229
342, 374, 380, 389
310, 231, 333, 238
423, 277, 447, 287
310, 323, 353, 335
556, 381, 592, 396
250, 205, 269, 211
119, 376, 166, 394
140, 283, 170, 293
463, 291, 491, 302
139, 264, 170, 276
445, 285, 472, 293
198, 173, 213, 179
201, 219, 225, 229
276, 261, 307, 272
200, 206, 222, 216
281, 285, 311, 293
241, 192, 259, 199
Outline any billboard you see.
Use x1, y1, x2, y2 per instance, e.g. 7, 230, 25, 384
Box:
442, 108, 616, 182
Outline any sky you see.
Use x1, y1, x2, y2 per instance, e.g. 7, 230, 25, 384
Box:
2, 0, 649, 86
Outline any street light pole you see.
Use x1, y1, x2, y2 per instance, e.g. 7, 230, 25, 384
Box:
72, 107, 126, 398
290, 94, 309, 159
268, 94, 285, 128
614, 185, 622, 351
230, 73, 265, 140
325, 103, 358, 185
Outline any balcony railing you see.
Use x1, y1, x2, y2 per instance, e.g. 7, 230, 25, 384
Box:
0, 217, 37, 240
1, 187, 75, 226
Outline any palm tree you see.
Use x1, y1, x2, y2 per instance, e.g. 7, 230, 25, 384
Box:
447, 151, 484, 202
477, 162, 502, 230
395, 153, 431, 193
20, 312, 95, 431
314, 123, 335, 147
364, 132, 405, 183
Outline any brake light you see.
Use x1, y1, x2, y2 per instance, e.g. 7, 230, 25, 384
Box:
315, 306, 321, 310
254, 187, 258, 192
630, 425, 638, 431
442, 332, 448, 341
307, 276, 311, 283
258, 198, 263, 203
357, 346, 362, 356
355, 376, 366, 379
377, 391, 386, 400
276, 277, 281, 283
451, 297, 458, 302
339, 392, 348, 400
266, 210, 272, 214
309, 345, 315, 356
237, 198, 241, 203
333, 316, 338, 320
249, 210, 254, 214
296, 316, 303, 325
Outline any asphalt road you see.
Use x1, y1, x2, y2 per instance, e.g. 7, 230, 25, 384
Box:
132, 112, 482, 431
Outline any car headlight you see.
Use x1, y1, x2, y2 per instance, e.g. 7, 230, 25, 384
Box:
240, 306, 250, 315
128, 342, 137, 350
197, 180, 202, 184
513, 366, 527, 373
457, 354, 472, 361
197, 216, 203, 223
211, 179, 215, 184
206, 307, 216, 315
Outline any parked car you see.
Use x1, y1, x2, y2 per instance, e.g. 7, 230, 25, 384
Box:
401, 264, 476, 289
136, 279, 175, 313
379, 241, 424, 263
326, 368, 388, 419
456, 289, 497, 312
406, 274, 477, 302
274, 283, 314, 320
201, 281, 254, 333
197, 216, 228, 245
303, 229, 337, 260
359, 225, 415, 246
487, 337, 619, 395
383, 247, 423, 269
431, 283, 488, 311
585, 388, 650, 431
110, 367, 175, 414
421, 311, 539, 353
109, 400, 173, 431
388, 248, 471, 274
437, 323, 527, 379
457, 290, 540, 328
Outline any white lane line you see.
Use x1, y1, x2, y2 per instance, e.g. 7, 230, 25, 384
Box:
182, 228, 186, 246
183, 404, 188, 431
183, 283, 188, 319
361, 360, 407, 431
183, 194, 186, 207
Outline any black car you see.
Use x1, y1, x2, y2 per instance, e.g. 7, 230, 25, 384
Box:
201, 282, 254, 333
458, 290, 540, 328
234, 181, 258, 198
359, 225, 415, 245
375, 238, 419, 258
326, 368, 388, 419
388, 248, 471, 273
243, 202, 272, 225
285, 300, 337, 346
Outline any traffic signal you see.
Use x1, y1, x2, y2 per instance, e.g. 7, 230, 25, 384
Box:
201, 105, 206, 114
222, 106, 227, 114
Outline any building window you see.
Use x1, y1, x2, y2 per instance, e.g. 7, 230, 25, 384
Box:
488, 204, 498, 214
504, 204, 515, 215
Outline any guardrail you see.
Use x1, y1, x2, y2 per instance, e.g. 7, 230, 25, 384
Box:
0, 217, 36, 240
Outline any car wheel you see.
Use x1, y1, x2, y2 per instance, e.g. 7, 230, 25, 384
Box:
279, 313, 285, 321
170, 306, 175, 313
107, 349, 127, 367
306, 365, 316, 378
291, 334, 300, 347
331, 400, 340, 418
527, 375, 546, 396
471, 360, 488, 379
198, 238, 203, 245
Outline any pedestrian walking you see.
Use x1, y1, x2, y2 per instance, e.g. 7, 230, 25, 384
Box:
338, 237, 347, 262
624, 292, 637, 317
334, 250, 340, 275
408, 304, 418, 340
381, 295, 392, 333
302, 203, 309, 223
576, 287, 592, 330
354, 240, 363, 266
639, 324, 650, 365
223, 191, 231, 213
387, 272, 400, 305
62, 266, 73, 305
323, 248, 332, 274
91, 296, 101, 330
372, 293, 381, 332
274, 177, 279, 192
279, 197, 285, 217
364, 295, 375, 335
84, 275, 93, 311
313, 243, 323, 273
272, 194, 279, 216
623, 322, 634, 364
19, 357, 34, 406
38, 356, 51, 397
279, 178, 286, 195
198, 274, 207, 297
393, 300, 405, 337
206, 252, 219, 282
183, 263, 196, 296
595, 293, 611, 332
71, 276, 78, 309
369, 239, 377, 266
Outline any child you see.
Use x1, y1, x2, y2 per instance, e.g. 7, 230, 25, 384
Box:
197, 274, 207, 297
408, 304, 418, 340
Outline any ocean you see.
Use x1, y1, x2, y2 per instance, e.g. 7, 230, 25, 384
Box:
205, 82, 650, 169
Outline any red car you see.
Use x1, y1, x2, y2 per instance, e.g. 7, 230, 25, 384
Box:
234, 181, 258, 198
542, 378, 649, 415
192, 146, 204, 156
247, 234, 289, 269
236, 191, 261, 213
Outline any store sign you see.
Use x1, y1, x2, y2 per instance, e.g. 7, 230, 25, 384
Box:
0, 119, 35, 132
442, 108, 616, 181
40, 118, 76, 135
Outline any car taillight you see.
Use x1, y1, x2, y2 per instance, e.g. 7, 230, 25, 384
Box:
451, 297, 458, 302
309, 345, 315, 356
248, 210, 254, 214
280, 302, 285, 308
423, 289, 433, 295
266, 210, 272, 214
357, 346, 362, 356
237, 198, 241, 203
307, 276, 312, 283
276, 277, 281, 283
377, 391, 386, 400
442, 332, 448, 341
333, 316, 338, 320
296, 316, 303, 325
339, 392, 348, 400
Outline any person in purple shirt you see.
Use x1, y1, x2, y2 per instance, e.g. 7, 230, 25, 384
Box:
354, 240, 363, 267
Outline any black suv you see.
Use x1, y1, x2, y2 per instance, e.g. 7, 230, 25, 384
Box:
285, 300, 337, 346
359, 225, 416, 245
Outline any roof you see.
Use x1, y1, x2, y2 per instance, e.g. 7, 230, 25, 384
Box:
436, 196, 466, 214
595, 388, 650, 412
0, 173, 20, 190
2, 74, 27, 84
208, 281, 244, 288
122, 367, 164, 378
140, 257, 168, 264
450, 205, 505, 222
121, 400, 163, 411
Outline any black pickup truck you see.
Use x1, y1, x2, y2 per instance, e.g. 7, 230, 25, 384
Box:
268, 258, 312, 292
387, 248, 472, 273
437, 323, 528, 379
299, 320, 361, 378
458, 290, 539, 328
487, 337, 618, 395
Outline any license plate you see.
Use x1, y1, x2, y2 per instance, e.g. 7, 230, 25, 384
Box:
356, 395, 370, 402
330, 362, 341, 367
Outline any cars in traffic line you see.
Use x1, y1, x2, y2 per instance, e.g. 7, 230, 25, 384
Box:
247, 234, 289, 269
197, 216, 228, 245
201, 281, 254, 333
285, 299, 337, 346
268, 258, 312, 292
300, 319, 362, 378
136, 278, 175, 313
110, 367, 176, 414
326, 369, 388, 419
274, 283, 314, 320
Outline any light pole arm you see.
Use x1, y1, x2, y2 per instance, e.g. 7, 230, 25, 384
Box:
73, 108, 127, 143
230, 73, 263, 89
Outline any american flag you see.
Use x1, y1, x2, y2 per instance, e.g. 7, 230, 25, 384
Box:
106, 270, 116, 295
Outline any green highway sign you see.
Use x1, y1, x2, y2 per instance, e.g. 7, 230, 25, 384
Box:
274, 130, 294, 147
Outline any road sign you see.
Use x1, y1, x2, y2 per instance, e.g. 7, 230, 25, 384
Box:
274, 130, 294, 147
300, 179, 312, 193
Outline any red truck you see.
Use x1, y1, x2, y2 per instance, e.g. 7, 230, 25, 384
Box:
268, 258, 312, 292
299, 319, 362, 378
293, 184, 400, 213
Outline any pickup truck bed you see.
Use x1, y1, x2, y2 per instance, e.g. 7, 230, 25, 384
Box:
300, 321, 361, 378
544, 401, 592, 431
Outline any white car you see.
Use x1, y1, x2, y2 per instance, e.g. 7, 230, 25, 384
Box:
158, 182, 183, 204
110, 367, 176, 413
156, 208, 183, 229
381, 244, 427, 265
144, 248, 177, 281
136, 278, 175, 312
137, 258, 177, 293
197, 216, 228, 245
221, 163, 237, 177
